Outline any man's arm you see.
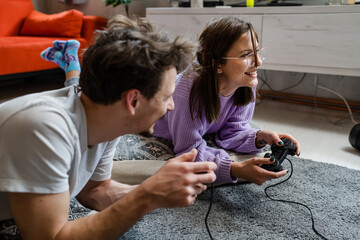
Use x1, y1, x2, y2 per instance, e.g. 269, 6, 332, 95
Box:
9, 149, 217, 240
8, 188, 155, 240
76, 179, 138, 211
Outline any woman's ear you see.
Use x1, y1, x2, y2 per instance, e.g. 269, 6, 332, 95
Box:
213, 59, 223, 74
125, 89, 140, 116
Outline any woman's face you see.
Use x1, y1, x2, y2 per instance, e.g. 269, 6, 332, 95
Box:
217, 31, 262, 96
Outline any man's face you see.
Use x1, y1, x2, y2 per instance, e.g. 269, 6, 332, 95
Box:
137, 67, 176, 136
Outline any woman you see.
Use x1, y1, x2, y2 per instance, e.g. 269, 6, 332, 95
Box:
153, 16, 301, 185
41, 16, 300, 186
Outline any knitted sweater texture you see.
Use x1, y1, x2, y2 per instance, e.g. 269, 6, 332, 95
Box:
154, 72, 262, 184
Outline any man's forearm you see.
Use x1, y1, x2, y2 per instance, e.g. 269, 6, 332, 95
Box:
56, 187, 153, 240
9, 189, 152, 240
77, 179, 138, 211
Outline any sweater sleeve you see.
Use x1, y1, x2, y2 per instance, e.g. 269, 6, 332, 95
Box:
214, 100, 264, 154
166, 95, 237, 184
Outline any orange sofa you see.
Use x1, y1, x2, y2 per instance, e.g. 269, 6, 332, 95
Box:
0, 0, 107, 81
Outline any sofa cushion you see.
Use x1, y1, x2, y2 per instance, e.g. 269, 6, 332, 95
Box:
20, 10, 84, 38
0, 0, 34, 36
0, 36, 87, 75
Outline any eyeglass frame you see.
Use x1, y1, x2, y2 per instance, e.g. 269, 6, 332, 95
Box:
222, 47, 265, 67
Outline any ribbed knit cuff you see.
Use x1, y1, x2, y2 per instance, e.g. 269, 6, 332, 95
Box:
215, 157, 237, 184
241, 130, 265, 154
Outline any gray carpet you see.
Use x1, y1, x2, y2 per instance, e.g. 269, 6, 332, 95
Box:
2, 135, 359, 240
118, 156, 360, 240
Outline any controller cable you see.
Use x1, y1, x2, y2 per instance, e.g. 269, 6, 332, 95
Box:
205, 183, 214, 240
264, 158, 329, 240
204, 159, 329, 240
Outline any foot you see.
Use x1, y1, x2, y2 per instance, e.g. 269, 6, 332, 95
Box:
41, 48, 65, 69
63, 40, 81, 73
40, 40, 81, 73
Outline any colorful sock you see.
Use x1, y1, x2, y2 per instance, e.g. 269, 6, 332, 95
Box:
53, 40, 68, 52
40, 40, 68, 64
40, 47, 65, 69
40, 40, 81, 73
63, 40, 81, 73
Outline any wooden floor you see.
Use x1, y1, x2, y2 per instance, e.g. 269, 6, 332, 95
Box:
0, 76, 64, 104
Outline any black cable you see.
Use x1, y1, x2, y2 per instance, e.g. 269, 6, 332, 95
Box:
258, 70, 307, 93
264, 158, 329, 240
204, 158, 328, 240
205, 183, 214, 240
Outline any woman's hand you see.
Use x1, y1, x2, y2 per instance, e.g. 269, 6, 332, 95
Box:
255, 130, 301, 156
230, 157, 287, 185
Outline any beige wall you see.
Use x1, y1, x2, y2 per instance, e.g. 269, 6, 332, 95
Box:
31, 0, 171, 18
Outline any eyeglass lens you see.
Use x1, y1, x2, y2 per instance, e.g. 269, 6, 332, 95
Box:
247, 49, 265, 66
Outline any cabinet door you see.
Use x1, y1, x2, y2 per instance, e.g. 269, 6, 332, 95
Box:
147, 14, 263, 43
262, 13, 360, 75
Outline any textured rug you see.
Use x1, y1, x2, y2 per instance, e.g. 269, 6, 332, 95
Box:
113, 135, 360, 240
117, 156, 360, 240
1, 134, 359, 240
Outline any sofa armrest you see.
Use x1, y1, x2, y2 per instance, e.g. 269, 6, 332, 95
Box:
81, 15, 107, 45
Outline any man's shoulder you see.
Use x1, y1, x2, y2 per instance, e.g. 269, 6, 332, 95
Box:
0, 87, 75, 118
0, 86, 79, 126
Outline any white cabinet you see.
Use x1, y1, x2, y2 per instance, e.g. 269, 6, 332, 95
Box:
146, 6, 360, 76
262, 12, 360, 76
148, 13, 263, 42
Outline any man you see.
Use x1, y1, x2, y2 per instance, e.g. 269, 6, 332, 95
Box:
0, 16, 217, 239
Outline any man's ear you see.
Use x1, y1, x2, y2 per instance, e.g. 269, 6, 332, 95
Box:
125, 89, 140, 116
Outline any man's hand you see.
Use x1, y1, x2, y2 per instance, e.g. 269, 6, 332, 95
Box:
231, 157, 287, 185
138, 149, 217, 209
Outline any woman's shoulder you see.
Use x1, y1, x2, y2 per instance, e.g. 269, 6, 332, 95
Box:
175, 68, 199, 97
176, 67, 198, 83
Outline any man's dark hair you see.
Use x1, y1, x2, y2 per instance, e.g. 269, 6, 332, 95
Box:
79, 15, 195, 105
189, 16, 259, 123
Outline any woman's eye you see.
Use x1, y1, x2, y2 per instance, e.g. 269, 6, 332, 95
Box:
241, 52, 253, 58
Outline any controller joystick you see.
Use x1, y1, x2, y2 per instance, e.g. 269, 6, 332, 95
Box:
261, 138, 297, 172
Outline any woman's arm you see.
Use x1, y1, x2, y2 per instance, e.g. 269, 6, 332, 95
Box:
214, 101, 263, 153
165, 96, 237, 184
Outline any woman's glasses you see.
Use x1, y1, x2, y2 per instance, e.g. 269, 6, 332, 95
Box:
222, 47, 265, 67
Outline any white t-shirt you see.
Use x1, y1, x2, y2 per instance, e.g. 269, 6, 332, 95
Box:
0, 85, 119, 220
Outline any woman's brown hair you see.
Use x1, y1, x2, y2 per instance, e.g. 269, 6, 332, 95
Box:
189, 16, 259, 123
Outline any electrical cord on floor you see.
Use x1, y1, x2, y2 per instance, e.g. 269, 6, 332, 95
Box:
205, 183, 214, 240
258, 70, 307, 92
204, 159, 329, 240
264, 158, 329, 240
314, 74, 359, 125
256, 70, 307, 106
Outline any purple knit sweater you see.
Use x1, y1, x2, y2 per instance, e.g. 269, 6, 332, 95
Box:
154, 72, 262, 184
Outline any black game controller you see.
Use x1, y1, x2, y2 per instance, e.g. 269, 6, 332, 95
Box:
261, 138, 297, 172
